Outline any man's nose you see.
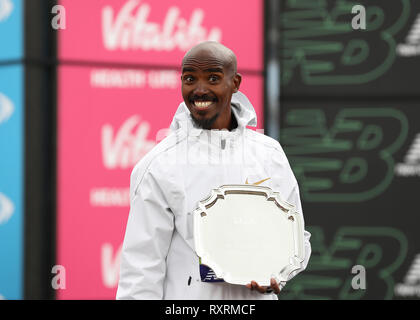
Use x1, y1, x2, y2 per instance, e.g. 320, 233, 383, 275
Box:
193, 81, 209, 96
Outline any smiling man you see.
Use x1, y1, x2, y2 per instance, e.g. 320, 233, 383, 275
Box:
181, 41, 240, 131
117, 41, 311, 300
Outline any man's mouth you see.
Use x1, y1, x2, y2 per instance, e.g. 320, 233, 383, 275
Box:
190, 96, 217, 110
193, 100, 214, 109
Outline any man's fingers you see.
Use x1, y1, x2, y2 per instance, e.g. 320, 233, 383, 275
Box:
251, 281, 267, 294
247, 280, 279, 294
270, 278, 281, 294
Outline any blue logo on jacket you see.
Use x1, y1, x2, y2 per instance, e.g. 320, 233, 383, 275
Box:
199, 260, 224, 283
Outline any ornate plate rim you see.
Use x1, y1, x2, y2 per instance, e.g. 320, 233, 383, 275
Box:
193, 184, 305, 286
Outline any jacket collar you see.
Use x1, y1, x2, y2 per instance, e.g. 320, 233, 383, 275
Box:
169, 91, 257, 137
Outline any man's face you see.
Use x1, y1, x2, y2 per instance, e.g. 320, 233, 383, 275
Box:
181, 48, 241, 130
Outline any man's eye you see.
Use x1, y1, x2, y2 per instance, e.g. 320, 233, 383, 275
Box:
183, 75, 194, 82
209, 75, 220, 82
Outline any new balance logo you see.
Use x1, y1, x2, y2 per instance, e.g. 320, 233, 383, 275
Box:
204, 269, 218, 281
407, 14, 420, 44
404, 134, 420, 164
199, 263, 224, 283
395, 254, 420, 298
395, 133, 420, 177
397, 13, 420, 57
405, 254, 420, 285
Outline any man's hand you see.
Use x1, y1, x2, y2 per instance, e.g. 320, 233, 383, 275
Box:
245, 278, 281, 294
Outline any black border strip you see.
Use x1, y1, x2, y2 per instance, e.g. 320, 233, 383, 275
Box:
23, 0, 57, 300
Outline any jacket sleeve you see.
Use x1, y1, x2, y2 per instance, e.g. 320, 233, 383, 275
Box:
269, 144, 312, 284
116, 164, 174, 300
284, 183, 312, 282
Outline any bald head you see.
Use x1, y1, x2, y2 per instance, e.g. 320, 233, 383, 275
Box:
182, 41, 237, 75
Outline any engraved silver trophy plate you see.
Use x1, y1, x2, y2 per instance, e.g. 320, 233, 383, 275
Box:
193, 184, 305, 286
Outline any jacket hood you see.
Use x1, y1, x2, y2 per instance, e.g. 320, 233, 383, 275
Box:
169, 91, 257, 132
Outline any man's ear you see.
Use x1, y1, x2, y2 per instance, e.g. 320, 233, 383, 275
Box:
233, 73, 242, 93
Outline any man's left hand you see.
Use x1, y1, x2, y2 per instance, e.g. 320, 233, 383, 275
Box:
245, 278, 280, 294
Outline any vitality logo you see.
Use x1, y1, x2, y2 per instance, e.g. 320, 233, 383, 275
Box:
102, 0, 222, 51
101, 243, 122, 288
101, 115, 156, 170
395, 133, 420, 177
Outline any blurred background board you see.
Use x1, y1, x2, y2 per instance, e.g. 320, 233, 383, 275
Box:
1, 0, 420, 300
0, 65, 24, 300
279, 0, 420, 97
278, 102, 420, 299
0, 0, 24, 300
276, 0, 420, 299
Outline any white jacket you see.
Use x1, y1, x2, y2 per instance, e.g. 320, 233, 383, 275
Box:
116, 92, 311, 300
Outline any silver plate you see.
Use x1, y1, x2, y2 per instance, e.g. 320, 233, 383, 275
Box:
193, 184, 305, 286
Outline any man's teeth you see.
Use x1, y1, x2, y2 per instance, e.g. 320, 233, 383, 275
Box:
194, 101, 213, 108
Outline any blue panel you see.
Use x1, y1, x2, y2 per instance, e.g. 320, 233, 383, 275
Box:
0, 0, 23, 61
0, 64, 24, 300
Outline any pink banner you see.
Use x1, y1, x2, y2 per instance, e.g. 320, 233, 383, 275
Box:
58, 0, 263, 71
57, 0, 263, 300
57, 65, 264, 299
